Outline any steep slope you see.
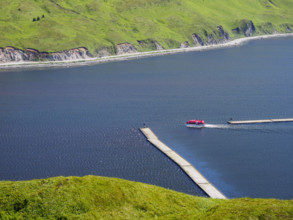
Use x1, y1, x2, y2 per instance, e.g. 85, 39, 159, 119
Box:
1, 0, 293, 59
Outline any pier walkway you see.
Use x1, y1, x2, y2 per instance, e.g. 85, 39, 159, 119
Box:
140, 127, 227, 199
228, 118, 293, 124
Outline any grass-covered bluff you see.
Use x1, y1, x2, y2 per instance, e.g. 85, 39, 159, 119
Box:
1, 0, 293, 55
0, 176, 293, 219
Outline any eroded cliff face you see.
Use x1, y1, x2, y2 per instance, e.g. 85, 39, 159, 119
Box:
180, 41, 190, 48
285, 24, 293, 32
0, 47, 92, 63
192, 25, 230, 46
216, 25, 230, 42
192, 34, 204, 46
95, 47, 115, 58
154, 41, 164, 50
116, 43, 138, 55
0, 47, 37, 63
1, 20, 292, 64
137, 39, 164, 51
232, 20, 256, 36
44, 48, 92, 61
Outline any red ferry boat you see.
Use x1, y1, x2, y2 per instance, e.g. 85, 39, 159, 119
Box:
185, 119, 205, 128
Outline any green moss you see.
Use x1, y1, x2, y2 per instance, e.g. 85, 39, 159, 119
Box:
1, 0, 293, 54
0, 176, 293, 219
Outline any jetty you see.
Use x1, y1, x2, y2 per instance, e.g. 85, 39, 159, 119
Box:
228, 118, 293, 124
140, 127, 227, 199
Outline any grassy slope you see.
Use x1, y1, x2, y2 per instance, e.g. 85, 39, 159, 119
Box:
1, 0, 293, 54
0, 176, 293, 219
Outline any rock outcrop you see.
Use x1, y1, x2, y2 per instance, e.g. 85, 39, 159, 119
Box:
216, 25, 230, 42
192, 34, 204, 46
154, 41, 164, 50
232, 20, 256, 36
116, 43, 138, 55
0, 47, 93, 63
192, 25, 230, 46
243, 21, 256, 36
137, 39, 164, 51
180, 41, 190, 48
0, 47, 37, 63
95, 47, 114, 58
44, 48, 92, 61
286, 26, 292, 32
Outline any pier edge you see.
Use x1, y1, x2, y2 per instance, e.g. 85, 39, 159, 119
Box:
140, 127, 227, 199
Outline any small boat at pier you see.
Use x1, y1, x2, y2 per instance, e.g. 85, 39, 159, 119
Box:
185, 119, 205, 128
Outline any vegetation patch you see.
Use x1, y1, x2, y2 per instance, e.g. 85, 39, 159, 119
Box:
1, 0, 293, 55
0, 176, 293, 219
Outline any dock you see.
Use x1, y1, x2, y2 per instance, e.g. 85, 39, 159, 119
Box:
140, 127, 227, 199
228, 118, 293, 124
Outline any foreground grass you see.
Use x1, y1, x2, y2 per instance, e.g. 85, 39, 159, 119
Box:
1, 0, 293, 54
0, 176, 292, 219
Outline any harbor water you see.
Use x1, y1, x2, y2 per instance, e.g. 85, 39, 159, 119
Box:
1, 37, 293, 199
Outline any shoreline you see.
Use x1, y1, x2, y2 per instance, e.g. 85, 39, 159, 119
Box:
1, 33, 293, 70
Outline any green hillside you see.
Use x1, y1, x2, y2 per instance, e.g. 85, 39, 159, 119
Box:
0, 176, 293, 219
1, 0, 293, 54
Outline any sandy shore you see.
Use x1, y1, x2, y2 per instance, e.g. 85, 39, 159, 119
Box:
1, 33, 293, 70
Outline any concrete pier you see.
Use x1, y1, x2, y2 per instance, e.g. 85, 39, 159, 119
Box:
140, 127, 227, 199
228, 118, 293, 124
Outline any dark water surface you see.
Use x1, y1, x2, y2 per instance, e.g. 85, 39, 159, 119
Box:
1, 37, 293, 199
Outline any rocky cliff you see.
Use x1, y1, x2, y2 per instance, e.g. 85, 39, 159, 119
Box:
45, 48, 93, 61
232, 20, 256, 36
192, 34, 204, 46
95, 47, 115, 58
180, 41, 190, 48
0, 47, 92, 63
0, 47, 37, 63
1, 20, 292, 64
116, 43, 138, 55
137, 39, 164, 51
192, 25, 230, 46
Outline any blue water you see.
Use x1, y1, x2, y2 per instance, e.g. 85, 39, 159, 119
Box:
1, 37, 293, 199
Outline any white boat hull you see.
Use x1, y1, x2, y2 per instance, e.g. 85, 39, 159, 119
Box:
185, 124, 205, 128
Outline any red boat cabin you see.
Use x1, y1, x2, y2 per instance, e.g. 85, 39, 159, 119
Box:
186, 120, 205, 125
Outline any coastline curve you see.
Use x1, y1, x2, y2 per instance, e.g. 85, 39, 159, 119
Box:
1, 33, 293, 70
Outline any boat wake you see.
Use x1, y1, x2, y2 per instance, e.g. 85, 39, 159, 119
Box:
204, 124, 261, 130
204, 123, 293, 134
191, 123, 293, 135
204, 124, 231, 129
